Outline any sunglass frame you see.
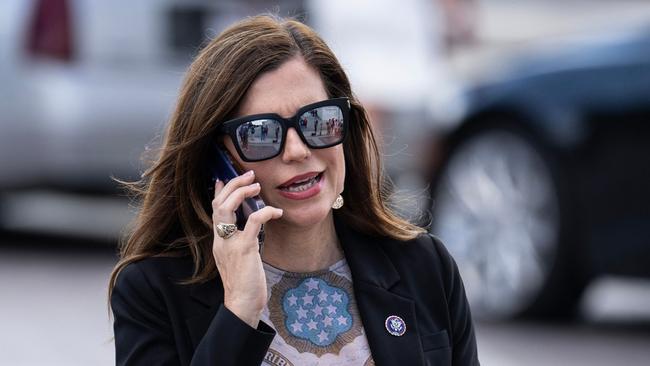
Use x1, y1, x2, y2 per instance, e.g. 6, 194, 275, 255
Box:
218, 97, 350, 162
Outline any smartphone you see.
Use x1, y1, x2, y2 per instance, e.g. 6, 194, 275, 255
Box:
211, 145, 266, 231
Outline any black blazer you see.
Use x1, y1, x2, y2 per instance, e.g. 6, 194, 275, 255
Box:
111, 217, 480, 366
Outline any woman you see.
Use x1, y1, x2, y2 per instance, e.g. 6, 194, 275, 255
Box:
109, 15, 479, 366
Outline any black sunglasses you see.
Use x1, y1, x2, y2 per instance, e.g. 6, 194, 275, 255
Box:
218, 97, 350, 162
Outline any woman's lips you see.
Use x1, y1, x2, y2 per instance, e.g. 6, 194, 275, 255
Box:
278, 171, 321, 188
276, 173, 324, 200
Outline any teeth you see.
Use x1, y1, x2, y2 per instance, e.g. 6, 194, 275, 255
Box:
294, 176, 313, 184
282, 175, 319, 192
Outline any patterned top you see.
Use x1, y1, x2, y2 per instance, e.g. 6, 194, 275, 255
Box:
260, 259, 375, 366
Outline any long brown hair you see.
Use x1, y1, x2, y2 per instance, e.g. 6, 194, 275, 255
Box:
108, 15, 425, 299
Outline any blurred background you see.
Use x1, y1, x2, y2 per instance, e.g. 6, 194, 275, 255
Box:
2, 0, 650, 365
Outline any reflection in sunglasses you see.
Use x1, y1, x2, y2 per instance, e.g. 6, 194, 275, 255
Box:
222, 98, 349, 161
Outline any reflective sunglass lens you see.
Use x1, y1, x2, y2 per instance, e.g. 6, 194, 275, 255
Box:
235, 119, 282, 160
299, 105, 345, 147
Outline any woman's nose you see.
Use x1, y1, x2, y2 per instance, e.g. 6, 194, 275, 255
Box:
281, 128, 310, 162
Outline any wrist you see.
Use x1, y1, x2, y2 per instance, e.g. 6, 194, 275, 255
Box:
224, 300, 263, 328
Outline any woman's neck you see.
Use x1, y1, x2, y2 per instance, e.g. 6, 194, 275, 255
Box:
261, 213, 343, 273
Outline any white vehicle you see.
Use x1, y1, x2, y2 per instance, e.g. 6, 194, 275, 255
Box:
0, 0, 302, 236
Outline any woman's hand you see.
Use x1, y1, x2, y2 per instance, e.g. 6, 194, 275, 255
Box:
211, 170, 283, 328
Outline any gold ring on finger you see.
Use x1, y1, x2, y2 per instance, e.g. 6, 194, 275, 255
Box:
215, 222, 237, 239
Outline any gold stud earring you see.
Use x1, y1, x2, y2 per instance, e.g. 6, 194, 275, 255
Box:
332, 194, 344, 209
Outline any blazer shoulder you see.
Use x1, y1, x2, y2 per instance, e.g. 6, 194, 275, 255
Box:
424, 232, 457, 272
412, 232, 456, 269
381, 232, 447, 264
380, 232, 458, 289
114, 255, 194, 294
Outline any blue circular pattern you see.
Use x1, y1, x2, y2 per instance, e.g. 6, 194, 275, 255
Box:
282, 277, 352, 346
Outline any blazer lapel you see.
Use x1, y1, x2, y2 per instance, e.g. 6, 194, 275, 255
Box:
335, 215, 425, 366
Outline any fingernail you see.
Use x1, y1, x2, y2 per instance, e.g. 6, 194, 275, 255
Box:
245, 170, 254, 176
277, 209, 283, 215
252, 182, 260, 188
215, 177, 220, 183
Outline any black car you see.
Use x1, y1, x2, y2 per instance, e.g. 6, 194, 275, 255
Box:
429, 28, 650, 320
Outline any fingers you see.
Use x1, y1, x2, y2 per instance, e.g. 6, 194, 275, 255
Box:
219, 183, 261, 214
241, 206, 283, 241
210, 170, 283, 244
212, 170, 256, 206
211, 170, 257, 220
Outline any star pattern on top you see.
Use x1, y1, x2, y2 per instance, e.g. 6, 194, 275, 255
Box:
282, 277, 352, 346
